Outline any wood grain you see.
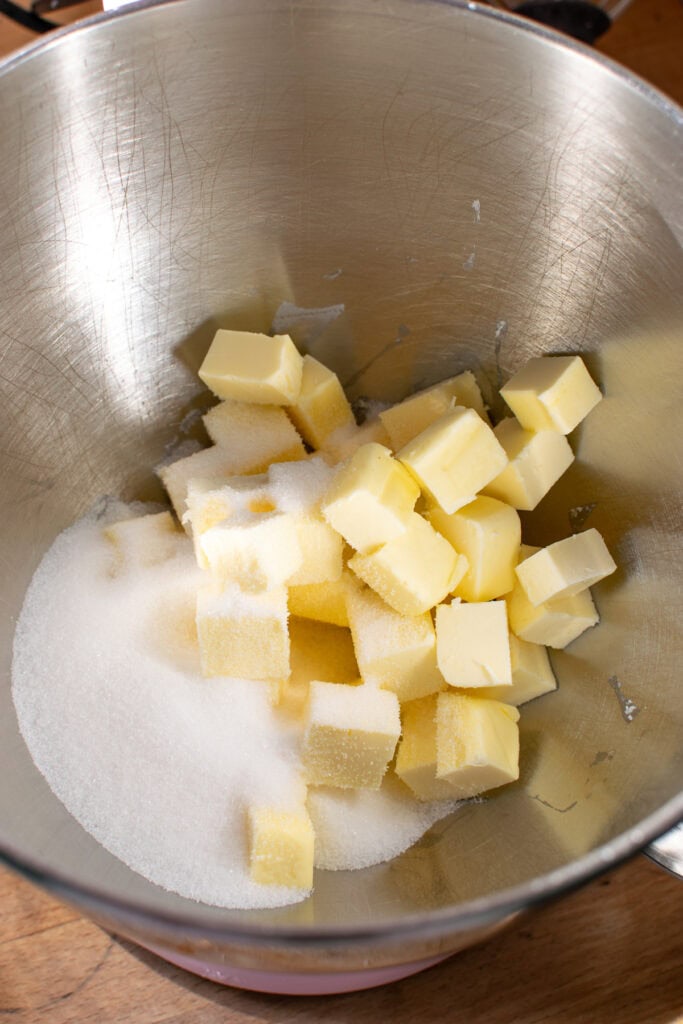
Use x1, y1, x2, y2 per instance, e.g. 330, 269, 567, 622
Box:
0, 857, 682, 1022
1, 0, 682, 1021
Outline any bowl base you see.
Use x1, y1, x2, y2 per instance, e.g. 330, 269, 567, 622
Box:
140, 939, 450, 995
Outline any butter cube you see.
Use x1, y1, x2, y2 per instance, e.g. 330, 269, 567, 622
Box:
267, 455, 336, 514
104, 511, 179, 573
515, 528, 617, 606
500, 355, 602, 434
346, 582, 444, 702
398, 407, 508, 514
466, 634, 557, 706
203, 400, 306, 466
288, 513, 344, 586
482, 418, 575, 511
158, 445, 246, 523
281, 618, 359, 717
288, 574, 351, 628
394, 696, 457, 801
303, 681, 401, 789
322, 417, 392, 463
198, 329, 303, 405
185, 457, 335, 572
321, 443, 419, 553
380, 371, 487, 450
430, 496, 521, 602
348, 512, 464, 616
196, 583, 289, 679
507, 578, 600, 648
287, 355, 356, 449
199, 510, 301, 591
248, 806, 314, 889
435, 600, 512, 688
436, 692, 520, 798
183, 473, 271, 567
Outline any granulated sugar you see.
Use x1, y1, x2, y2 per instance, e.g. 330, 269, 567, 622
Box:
309, 777, 457, 871
12, 506, 454, 909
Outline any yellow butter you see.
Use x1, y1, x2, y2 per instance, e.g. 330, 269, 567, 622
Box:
198, 329, 303, 405
515, 528, 617, 606
507, 577, 600, 648
199, 509, 302, 592
348, 512, 463, 616
321, 443, 419, 553
435, 600, 512, 688
203, 400, 306, 466
500, 355, 602, 435
429, 495, 521, 601
464, 634, 557, 706
394, 696, 457, 801
248, 806, 314, 889
280, 618, 359, 717
288, 574, 351, 628
482, 418, 574, 511
157, 445, 246, 525
302, 681, 401, 789
104, 511, 179, 574
436, 692, 520, 798
287, 355, 356, 449
287, 513, 344, 587
183, 473, 271, 567
345, 580, 445, 703
397, 407, 508, 514
196, 582, 289, 679
380, 371, 487, 450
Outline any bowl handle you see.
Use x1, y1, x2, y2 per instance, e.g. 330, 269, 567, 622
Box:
645, 822, 683, 880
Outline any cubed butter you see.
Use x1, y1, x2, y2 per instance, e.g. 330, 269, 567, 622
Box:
430, 495, 521, 601
198, 329, 303, 405
321, 443, 419, 553
203, 400, 306, 466
183, 473, 271, 567
287, 355, 356, 449
199, 510, 302, 591
398, 407, 508, 514
288, 574, 351, 628
348, 512, 464, 616
435, 600, 512, 688
464, 633, 557, 706
500, 355, 602, 434
436, 692, 520, 798
380, 371, 487, 450
158, 445, 246, 524
507, 578, 600, 648
394, 696, 458, 801
482, 418, 575, 511
302, 681, 401, 789
287, 513, 344, 586
515, 528, 617, 606
346, 581, 445, 703
104, 511, 179, 574
196, 583, 289, 679
268, 455, 337, 514
247, 806, 314, 889
281, 618, 359, 717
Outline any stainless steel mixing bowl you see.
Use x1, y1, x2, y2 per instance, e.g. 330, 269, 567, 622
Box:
0, 0, 681, 995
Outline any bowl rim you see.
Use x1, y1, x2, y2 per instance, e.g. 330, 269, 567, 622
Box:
0, 0, 681, 949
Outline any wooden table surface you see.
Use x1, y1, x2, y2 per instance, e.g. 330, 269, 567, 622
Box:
1, 1, 682, 1022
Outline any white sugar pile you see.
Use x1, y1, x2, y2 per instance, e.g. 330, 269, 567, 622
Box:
309, 777, 456, 871
11, 507, 456, 909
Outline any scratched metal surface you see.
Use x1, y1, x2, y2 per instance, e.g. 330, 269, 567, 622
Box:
0, 0, 681, 969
